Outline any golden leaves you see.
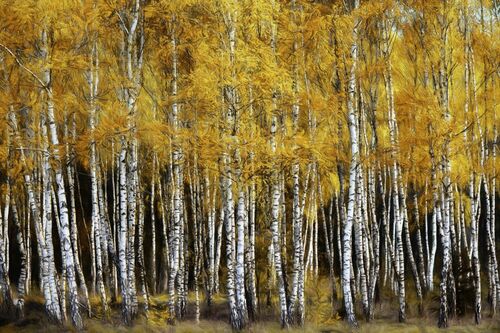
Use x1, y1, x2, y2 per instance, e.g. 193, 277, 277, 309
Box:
0, 0, 496, 220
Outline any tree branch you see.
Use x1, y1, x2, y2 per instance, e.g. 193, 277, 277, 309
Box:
0, 42, 49, 93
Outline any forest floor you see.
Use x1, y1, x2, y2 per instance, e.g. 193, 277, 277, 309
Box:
1, 278, 499, 332
0, 294, 498, 333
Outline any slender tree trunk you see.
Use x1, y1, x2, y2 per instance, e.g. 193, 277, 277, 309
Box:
438, 3, 452, 326
41, 111, 64, 324
0, 206, 13, 317
118, 134, 131, 323
8, 110, 61, 322
11, 196, 27, 317
88, 32, 107, 316
168, 15, 182, 324
223, 152, 240, 329
41, 29, 82, 329
270, 109, 289, 328
342, 1, 360, 326
205, 172, 215, 307
235, 159, 248, 327
245, 86, 258, 321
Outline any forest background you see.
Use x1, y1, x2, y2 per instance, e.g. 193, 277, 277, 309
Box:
0, 0, 498, 332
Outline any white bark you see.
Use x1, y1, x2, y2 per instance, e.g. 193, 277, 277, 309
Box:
270, 110, 289, 327
41, 111, 63, 324
168, 15, 182, 323
205, 172, 215, 306
150, 158, 157, 294
342, 1, 360, 326
88, 33, 107, 315
8, 110, 60, 321
0, 204, 13, 316
438, 7, 452, 326
40, 29, 82, 328
382, 17, 406, 321
235, 177, 248, 326
223, 153, 240, 329
11, 196, 27, 317
118, 136, 130, 323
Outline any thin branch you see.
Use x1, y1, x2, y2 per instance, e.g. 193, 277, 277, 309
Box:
0, 43, 49, 92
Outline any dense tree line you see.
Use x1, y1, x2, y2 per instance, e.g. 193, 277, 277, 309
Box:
0, 0, 497, 330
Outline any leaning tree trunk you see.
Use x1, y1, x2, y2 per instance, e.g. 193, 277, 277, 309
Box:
41, 29, 83, 329
7, 110, 61, 323
289, 4, 305, 323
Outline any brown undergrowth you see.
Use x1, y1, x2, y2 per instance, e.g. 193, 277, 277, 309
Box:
0, 278, 498, 332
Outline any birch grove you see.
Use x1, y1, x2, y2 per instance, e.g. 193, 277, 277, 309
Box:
0, 0, 498, 331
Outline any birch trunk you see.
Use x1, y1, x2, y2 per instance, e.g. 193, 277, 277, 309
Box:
205, 172, 215, 306
355, 162, 369, 318
223, 153, 240, 329
7, 110, 61, 322
0, 206, 13, 316
11, 196, 27, 317
286, 2, 305, 326
150, 158, 157, 294
438, 4, 452, 325
235, 165, 248, 327
41, 29, 82, 329
41, 111, 63, 324
88, 32, 107, 315
245, 87, 258, 321
118, 135, 131, 323
270, 111, 289, 328
382, 17, 406, 321
168, 15, 182, 324
137, 187, 149, 313
342, 0, 360, 325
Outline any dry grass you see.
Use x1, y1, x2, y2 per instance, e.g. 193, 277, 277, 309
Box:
2, 316, 498, 333
0, 280, 499, 332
